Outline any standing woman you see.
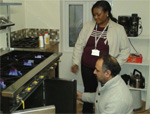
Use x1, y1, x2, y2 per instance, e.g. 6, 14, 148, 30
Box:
71, 0, 130, 113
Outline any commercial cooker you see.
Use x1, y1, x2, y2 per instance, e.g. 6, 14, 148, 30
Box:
0, 50, 76, 114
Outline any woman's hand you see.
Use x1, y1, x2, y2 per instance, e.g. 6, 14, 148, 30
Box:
71, 64, 79, 73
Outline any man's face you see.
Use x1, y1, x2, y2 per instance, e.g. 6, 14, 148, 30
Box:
94, 59, 107, 83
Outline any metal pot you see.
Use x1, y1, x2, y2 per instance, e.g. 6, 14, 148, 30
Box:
130, 69, 145, 88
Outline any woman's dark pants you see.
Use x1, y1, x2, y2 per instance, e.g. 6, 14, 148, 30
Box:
81, 64, 98, 114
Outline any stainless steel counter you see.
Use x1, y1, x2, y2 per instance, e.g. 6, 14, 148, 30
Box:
0, 42, 59, 56
11, 42, 59, 52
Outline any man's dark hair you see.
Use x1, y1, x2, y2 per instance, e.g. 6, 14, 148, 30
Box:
92, 0, 117, 23
99, 54, 121, 77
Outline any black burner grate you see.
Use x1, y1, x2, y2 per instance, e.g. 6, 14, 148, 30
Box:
0, 51, 52, 90
11, 37, 39, 48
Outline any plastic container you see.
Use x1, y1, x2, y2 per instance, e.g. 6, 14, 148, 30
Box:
39, 34, 44, 47
44, 32, 50, 44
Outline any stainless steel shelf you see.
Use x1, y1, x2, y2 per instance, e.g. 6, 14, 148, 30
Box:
128, 35, 150, 40
0, 17, 15, 30
0, 3, 22, 6
127, 85, 147, 91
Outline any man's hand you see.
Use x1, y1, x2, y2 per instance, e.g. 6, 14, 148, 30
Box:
77, 91, 82, 100
71, 65, 79, 73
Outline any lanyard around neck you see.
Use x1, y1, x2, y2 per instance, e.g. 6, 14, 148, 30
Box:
95, 23, 109, 49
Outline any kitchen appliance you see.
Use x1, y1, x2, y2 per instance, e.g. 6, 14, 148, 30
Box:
11, 37, 39, 48
121, 74, 130, 85
118, 16, 130, 35
129, 69, 144, 110
0, 50, 77, 114
130, 69, 145, 88
118, 14, 142, 37
0, 17, 15, 30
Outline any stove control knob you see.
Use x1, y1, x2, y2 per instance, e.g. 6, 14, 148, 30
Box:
33, 81, 38, 85
16, 95, 21, 104
54, 63, 57, 66
50, 66, 54, 70
26, 87, 32, 92
39, 75, 44, 79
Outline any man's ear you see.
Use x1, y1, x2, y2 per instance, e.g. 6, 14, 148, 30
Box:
105, 70, 111, 78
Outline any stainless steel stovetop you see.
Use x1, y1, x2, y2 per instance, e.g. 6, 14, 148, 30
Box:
0, 50, 62, 97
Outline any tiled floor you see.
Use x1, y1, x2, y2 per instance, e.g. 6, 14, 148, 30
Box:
77, 100, 150, 114
76, 100, 83, 114
134, 102, 150, 114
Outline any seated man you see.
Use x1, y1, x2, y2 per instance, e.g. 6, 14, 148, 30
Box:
77, 54, 133, 114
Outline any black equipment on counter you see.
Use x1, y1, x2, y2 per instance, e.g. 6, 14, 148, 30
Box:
130, 69, 145, 88
118, 14, 142, 37
121, 74, 131, 85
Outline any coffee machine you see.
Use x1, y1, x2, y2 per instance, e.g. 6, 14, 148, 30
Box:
118, 14, 142, 37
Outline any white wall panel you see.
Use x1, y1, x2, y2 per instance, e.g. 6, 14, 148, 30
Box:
24, 0, 60, 29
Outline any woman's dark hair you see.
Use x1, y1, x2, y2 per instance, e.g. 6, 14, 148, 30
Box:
99, 54, 121, 77
92, 0, 117, 23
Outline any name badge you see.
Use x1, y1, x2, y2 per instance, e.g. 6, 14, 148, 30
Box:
91, 49, 100, 56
